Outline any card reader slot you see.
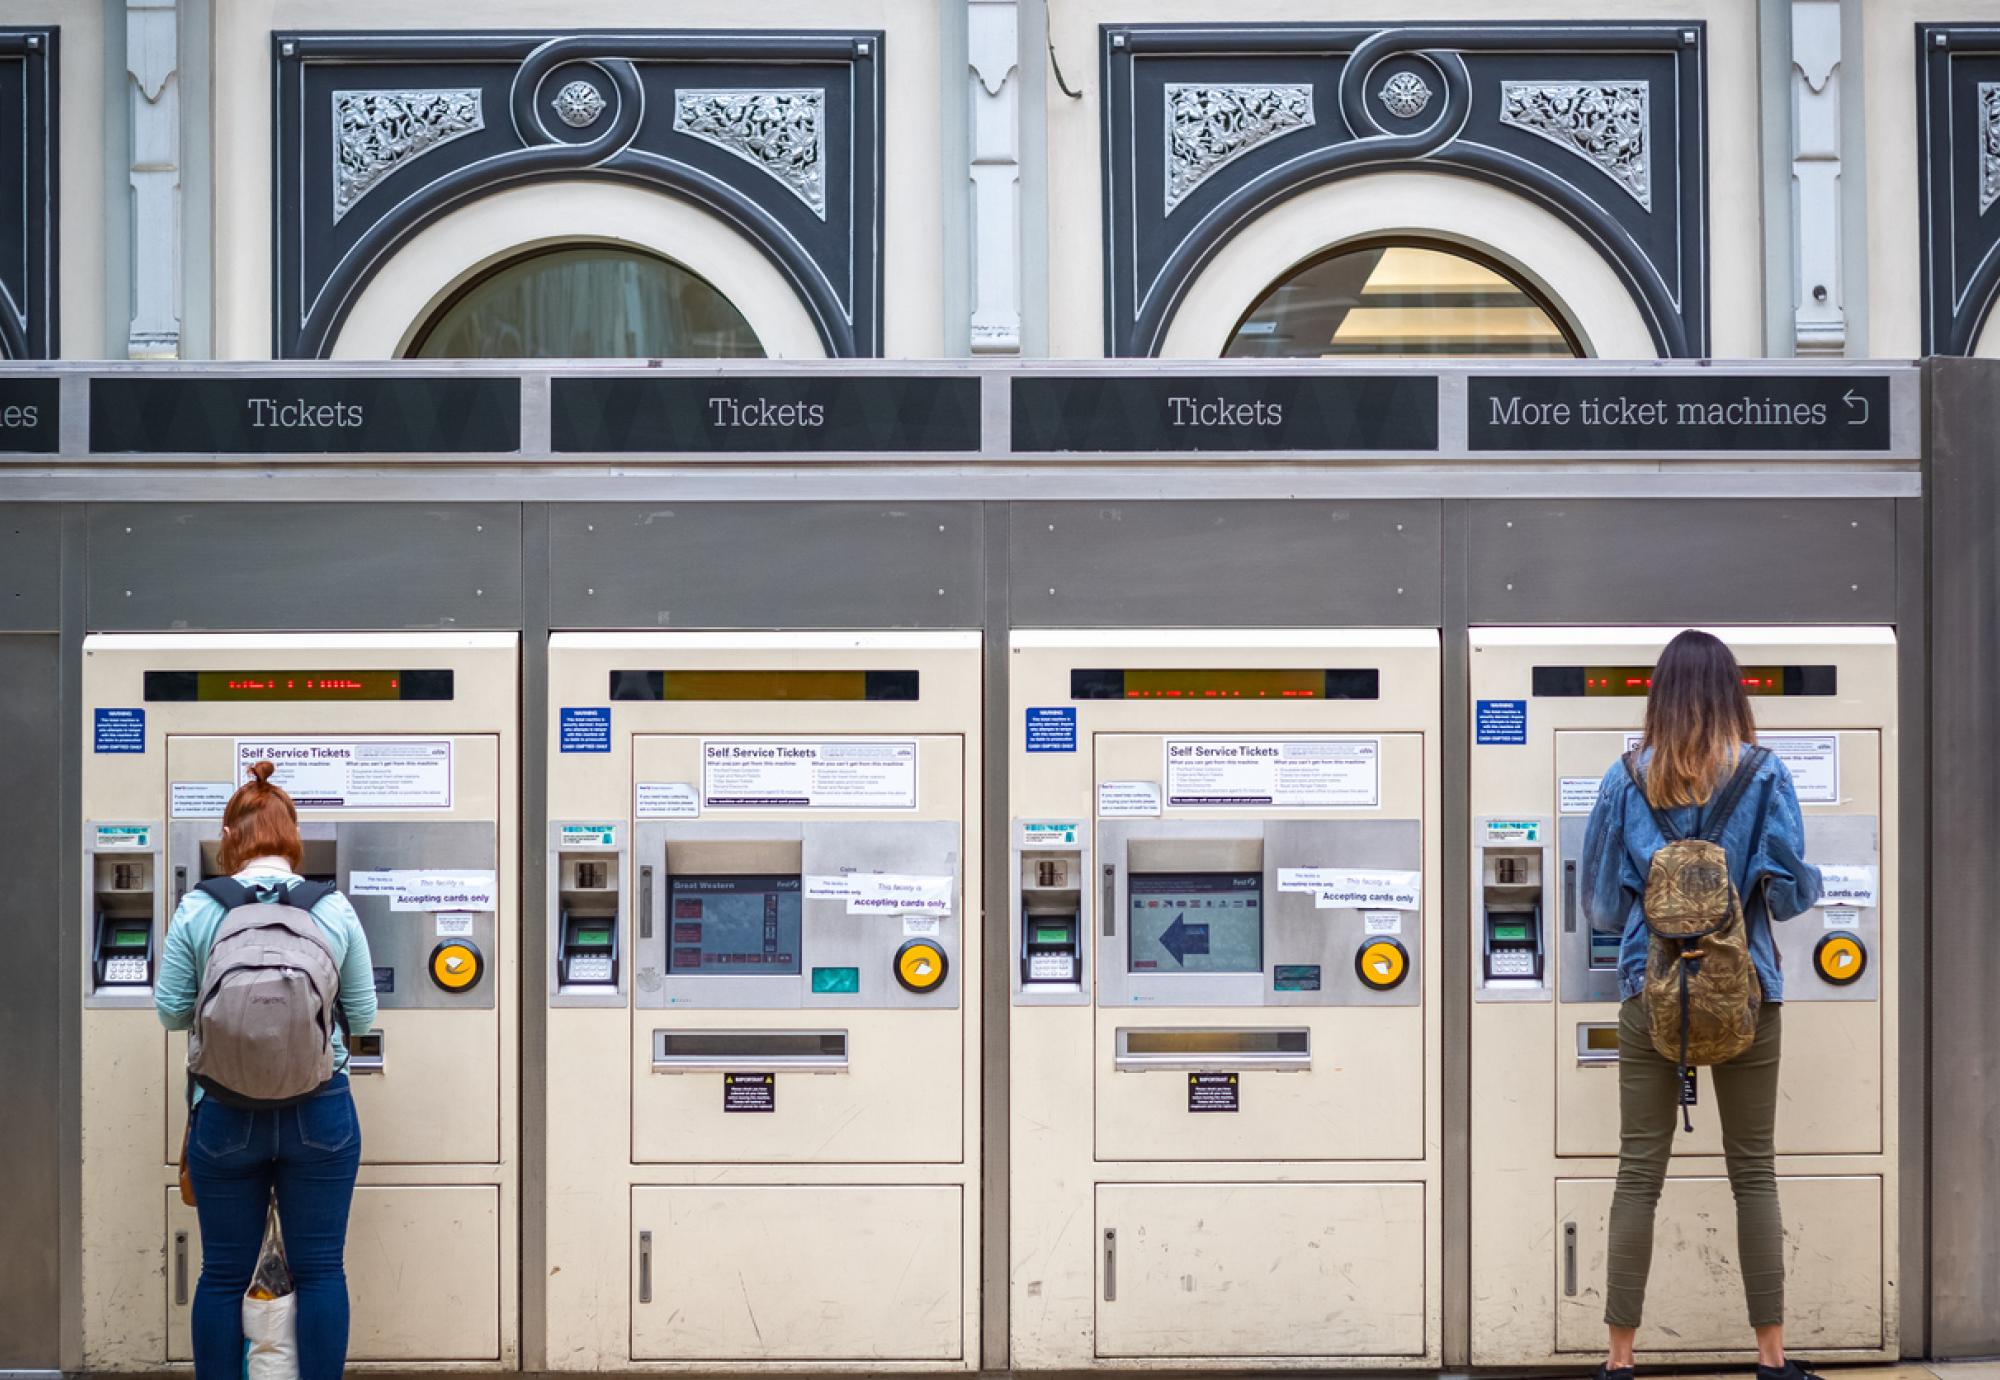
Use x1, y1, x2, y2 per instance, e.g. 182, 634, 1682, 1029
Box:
1114, 1026, 1310, 1071
651, 1028, 849, 1072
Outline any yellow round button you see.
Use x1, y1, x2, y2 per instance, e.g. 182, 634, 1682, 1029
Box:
1813, 933, 1866, 987
430, 940, 485, 993
894, 939, 948, 994
1355, 938, 1409, 991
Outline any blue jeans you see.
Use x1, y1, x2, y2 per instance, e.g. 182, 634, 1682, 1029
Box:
186, 1076, 361, 1380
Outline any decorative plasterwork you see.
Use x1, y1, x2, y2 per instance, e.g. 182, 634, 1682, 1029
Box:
1164, 83, 1314, 215
1499, 80, 1651, 211
552, 79, 606, 129
1981, 82, 2000, 214
1102, 24, 1707, 358
332, 89, 483, 223
275, 32, 883, 358
1916, 27, 2000, 353
0, 29, 57, 358
672, 89, 827, 219
1378, 72, 1432, 119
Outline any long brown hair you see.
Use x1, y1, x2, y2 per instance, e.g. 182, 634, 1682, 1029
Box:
216, 761, 304, 873
1639, 631, 1758, 807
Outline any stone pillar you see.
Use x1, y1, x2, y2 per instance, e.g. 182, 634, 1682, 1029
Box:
968, 0, 1020, 354
1791, 0, 1844, 354
126, 0, 180, 359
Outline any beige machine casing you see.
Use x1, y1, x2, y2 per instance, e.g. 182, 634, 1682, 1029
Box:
1010, 630, 1442, 1369
542, 632, 982, 1371
1468, 627, 1897, 1364
78, 633, 520, 1371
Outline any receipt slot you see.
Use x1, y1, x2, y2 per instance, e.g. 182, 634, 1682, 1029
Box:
543, 633, 981, 1370
80, 633, 521, 1369
1010, 631, 1442, 1369
1468, 628, 1898, 1365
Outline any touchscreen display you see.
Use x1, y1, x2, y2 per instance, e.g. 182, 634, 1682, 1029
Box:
1127, 871, 1262, 973
667, 874, 802, 975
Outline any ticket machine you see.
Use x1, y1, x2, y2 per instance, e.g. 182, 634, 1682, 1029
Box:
78, 633, 519, 1370
542, 632, 981, 1370
1468, 627, 1897, 1364
1009, 630, 1441, 1368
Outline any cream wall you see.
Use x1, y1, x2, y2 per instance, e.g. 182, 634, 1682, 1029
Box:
1863, 0, 1994, 358
210, 0, 943, 359
14, 1, 104, 358
1043, 0, 1764, 359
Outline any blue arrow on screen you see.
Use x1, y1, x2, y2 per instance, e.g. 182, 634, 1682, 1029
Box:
1160, 913, 1211, 966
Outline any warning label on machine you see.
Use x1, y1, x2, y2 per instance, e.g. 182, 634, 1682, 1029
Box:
1164, 738, 1379, 808
723, 1072, 775, 1113
702, 739, 918, 810
1188, 1071, 1240, 1113
236, 738, 452, 811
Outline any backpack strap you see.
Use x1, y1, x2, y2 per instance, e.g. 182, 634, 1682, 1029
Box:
193, 876, 254, 910
1697, 746, 1771, 844
284, 879, 338, 912
1621, 751, 1683, 842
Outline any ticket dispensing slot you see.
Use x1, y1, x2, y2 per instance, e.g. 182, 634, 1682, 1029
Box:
1114, 1027, 1311, 1072
651, 1029, 850, 1073
347, 1029, 386, 1075
1575, 1023, 1619, 1066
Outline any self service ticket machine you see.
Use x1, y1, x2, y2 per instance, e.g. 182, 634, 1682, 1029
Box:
78, 633, 519, 1370
1468, 627, 1898, 1365
542, 632, 982, 1370
1009, 631, 1442, 1368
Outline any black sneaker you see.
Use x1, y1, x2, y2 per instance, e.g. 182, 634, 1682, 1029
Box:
1594, 1364, 1635, 1380
1757, 1361, 1824, 1380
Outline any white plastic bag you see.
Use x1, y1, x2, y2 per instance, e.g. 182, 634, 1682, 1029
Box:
241, 1197, 298, 1380
241, 1293, 297, 1380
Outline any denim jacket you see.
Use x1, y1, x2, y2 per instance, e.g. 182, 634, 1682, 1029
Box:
1578, 747, 1822, 1002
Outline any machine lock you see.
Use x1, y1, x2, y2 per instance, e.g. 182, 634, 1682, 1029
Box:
895, 938, 948, 993
430, 939, 485, 992
1813, 932, 1867, 986
1355, 937, 1409, 991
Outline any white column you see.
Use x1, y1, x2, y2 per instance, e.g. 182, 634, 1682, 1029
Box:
1790, 0, 1843, 355
126, 0, 181, 358
968, 0, 1021, 354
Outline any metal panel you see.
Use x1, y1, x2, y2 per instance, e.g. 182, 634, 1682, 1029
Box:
519, 503, 550, 1371
979, 502, 1009, 1370
1438, 499, 1471, 1365
1924, 360, 2000, 1355
0, 504, 59, 630
1895, 493, 1929, 1358
0, 635, 60, 1366
548, 503, 984, 630
1465, 499, 1899, 624
84, 503, 524, 630
1007, 500, 1442, 627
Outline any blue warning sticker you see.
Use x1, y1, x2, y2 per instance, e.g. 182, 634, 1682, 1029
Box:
1475, 699, 1528, 745
1025, 706, 1077, 753
559, 706, 611, 753
94, 707, 145, 754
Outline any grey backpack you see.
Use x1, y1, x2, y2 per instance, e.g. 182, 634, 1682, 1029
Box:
188, 878, 343, 1107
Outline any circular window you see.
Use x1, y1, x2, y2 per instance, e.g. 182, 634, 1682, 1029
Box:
408, 246, 764, 359
1222, 242, 1582, 358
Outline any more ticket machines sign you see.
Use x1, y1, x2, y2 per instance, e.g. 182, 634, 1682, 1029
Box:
0, 365, 1917, 461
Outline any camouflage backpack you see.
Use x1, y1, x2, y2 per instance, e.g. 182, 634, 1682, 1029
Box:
1622, 746, 1770, 1130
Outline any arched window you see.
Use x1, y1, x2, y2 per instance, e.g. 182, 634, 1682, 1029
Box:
408, 246, 764, 359
1223, 242, 1582, 358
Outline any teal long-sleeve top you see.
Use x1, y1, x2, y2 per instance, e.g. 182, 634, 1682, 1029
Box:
155, 858, 377, 1102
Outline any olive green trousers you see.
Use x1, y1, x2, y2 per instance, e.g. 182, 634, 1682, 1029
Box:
1605, 996, 1785, 1329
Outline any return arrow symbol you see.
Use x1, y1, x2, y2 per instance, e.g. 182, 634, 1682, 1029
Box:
1843, 389, 1869, 425
1159, 913, 1210, 966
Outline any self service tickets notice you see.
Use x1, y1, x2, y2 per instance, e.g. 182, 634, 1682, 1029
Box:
236, 738, 453, 811
1164, 738, 1380, 809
